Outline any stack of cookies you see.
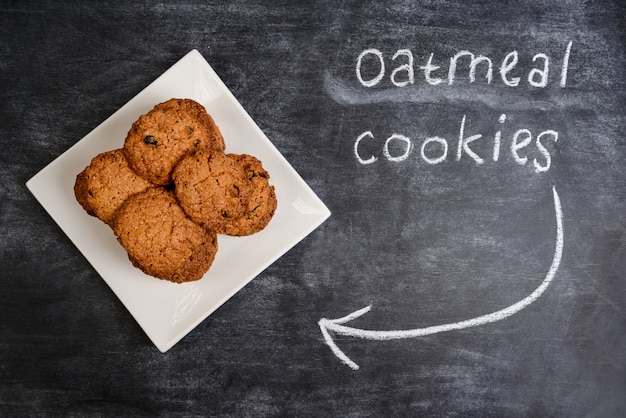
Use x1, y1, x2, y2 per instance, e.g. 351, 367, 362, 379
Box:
74, 98, 277, 283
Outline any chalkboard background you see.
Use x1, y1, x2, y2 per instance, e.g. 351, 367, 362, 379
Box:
1, 1, 625, 416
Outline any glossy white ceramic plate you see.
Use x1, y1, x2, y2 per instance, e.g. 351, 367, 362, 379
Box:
26, 49, 331, 352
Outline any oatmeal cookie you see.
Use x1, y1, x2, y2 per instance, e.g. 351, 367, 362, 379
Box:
74, 148, 154, 225
112, 187, 218, 283
172, 149, 251, 233
221, 154, 277, 236
124, 98, 225, 185
173, 149, 277, 236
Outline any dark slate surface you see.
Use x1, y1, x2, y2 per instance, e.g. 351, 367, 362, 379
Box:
1, 1, 625, 416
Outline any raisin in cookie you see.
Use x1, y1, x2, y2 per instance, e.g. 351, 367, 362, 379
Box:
74, 148, 154, 225
112, 187, 218, 283
124, 98, 225, 185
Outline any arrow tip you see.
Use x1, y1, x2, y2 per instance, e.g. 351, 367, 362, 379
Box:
318, 318, 361, 370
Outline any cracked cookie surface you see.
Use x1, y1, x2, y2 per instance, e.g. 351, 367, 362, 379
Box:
124, 98, 225, 185
172, 149, 276, 236
74, 148, 154, 226
112, 187, 218, 283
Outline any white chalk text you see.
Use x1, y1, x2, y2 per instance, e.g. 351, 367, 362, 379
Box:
354, 114, 558, 173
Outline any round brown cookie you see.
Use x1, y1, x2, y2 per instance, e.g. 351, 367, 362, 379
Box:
73, 149, 154, 225
172, 149, 252, 233
124, 98, 225, 185
220, 154, 277, 236
112, 187, 218, 283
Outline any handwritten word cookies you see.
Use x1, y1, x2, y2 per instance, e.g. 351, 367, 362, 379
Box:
354, 114, 558, 173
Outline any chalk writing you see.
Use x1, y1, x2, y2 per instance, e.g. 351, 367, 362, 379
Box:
356, 41, 572, 88
321, 40, 570, 370
352, 41, 571, 172
354, 113, 558, 173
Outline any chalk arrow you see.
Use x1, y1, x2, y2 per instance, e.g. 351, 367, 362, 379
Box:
319, 187, 564, 370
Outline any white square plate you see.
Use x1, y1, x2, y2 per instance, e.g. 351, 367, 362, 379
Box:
26, 49, 331, 352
